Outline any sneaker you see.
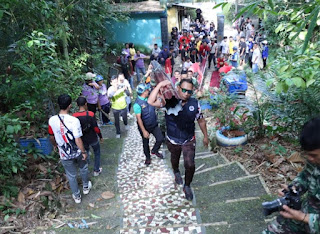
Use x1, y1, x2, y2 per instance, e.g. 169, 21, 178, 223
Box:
83, 181, 92, 195
151, 151, 164, 159
183, 185, 193, 201
72, 194, 81, 204
127, 113, 133, 119
93, 168, 103, 177
116, 134, 121, 139
125, 125, 130, 131
107, 121, 114, 125
174, 172, 183, 185
145, 158, 151, 165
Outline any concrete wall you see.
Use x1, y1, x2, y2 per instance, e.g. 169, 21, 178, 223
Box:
167, 7, 179, 34
107, 13, 163, 49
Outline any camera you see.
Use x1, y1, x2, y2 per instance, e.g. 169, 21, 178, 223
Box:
262, 185, 302, 216
118, 84, 125, 89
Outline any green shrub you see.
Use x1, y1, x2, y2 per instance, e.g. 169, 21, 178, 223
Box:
0, 114, 28, 197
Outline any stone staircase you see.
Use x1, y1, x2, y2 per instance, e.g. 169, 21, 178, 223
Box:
117, 122, 275, 233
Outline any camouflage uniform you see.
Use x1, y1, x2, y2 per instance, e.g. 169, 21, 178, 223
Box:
263, 162, 320, 234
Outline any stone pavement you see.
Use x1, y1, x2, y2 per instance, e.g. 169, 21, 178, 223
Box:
118, 123, 202, 233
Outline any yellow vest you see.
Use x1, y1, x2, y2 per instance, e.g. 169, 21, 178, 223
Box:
111, 90, 127, 110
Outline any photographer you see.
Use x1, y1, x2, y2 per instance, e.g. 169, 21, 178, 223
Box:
107, 74, 129, 138
263, 117, 320, 233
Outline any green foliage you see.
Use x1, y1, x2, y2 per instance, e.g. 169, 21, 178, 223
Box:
265, 42, 320, 93
216, 0, 320, 53
270, 141, 287, 156
206, 84, 250, 132
0, 0, 129, 199
0, 114, 28, 196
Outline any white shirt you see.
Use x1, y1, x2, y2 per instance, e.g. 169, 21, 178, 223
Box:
221, 41, 228, 54
48, 114, 82, 159
209, 43, 218, 54
152, 48, 161, 57
183, 61, 193, 69
252, 48, 261, 64
182, 18, 190, 31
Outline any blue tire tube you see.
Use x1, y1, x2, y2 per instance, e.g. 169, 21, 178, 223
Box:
216, 127, 248, 147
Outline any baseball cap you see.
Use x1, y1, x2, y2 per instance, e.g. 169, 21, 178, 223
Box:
95, 75, 104, 82
136, 83, 151, 95
233, 46, 238, 50
85, 72, 96, 80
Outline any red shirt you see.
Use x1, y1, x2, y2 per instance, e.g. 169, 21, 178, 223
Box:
217, 57, 227, 68
199, 45, 210, 56
179, 36, 191, 44
165, 58, 172, 74
179, 43, 190, 51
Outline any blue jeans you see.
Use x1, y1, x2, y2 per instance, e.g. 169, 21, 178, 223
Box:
85, 140, 101, 172
61, 156, 89, 197
128, 76, 134, 89
135, 66, 146, 83
231, 61, 238, 68
252, 63, 259, 73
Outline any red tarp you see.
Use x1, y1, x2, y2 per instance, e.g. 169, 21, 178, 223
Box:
210, 71, 220, 88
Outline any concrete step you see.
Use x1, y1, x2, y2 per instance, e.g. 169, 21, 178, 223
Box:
191, 162, 249, 188
122, 207, 198, 229
195, 175, 269, 205
199, 196, 274, 225
180, 153, 228, 169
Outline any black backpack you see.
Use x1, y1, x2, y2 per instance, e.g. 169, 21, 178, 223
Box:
81, 111, 92, 134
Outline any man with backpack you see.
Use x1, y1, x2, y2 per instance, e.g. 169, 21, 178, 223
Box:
48, 94, 92, 204
73, 96, 103, 177
134, 83, 164, 165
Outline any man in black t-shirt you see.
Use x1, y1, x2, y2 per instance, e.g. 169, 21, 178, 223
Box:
239, 36, 247, 66
188, 44, 199, 63
73, 97, 103, 177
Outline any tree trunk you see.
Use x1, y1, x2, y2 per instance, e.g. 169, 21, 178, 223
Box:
61, 26, 69, 62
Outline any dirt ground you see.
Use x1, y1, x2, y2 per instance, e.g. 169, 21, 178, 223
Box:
216, 137, 305, 195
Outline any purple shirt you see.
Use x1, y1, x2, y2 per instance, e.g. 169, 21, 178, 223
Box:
82, 83, 99, 104
98, 84, 109, 106
134, 53, 146, 68
122, 48, 130, 57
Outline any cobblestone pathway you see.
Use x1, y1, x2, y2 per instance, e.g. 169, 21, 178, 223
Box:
118, 124, 203, 233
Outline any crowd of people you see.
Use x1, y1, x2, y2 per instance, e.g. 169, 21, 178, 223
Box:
46, 8, 272, 205
48, 71, 134, 203
45, 8, 320, 234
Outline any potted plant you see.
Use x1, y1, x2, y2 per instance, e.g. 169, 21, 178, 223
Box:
207, 90, 250, 146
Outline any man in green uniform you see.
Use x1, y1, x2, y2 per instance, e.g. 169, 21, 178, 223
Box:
263, 117, 320, 233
